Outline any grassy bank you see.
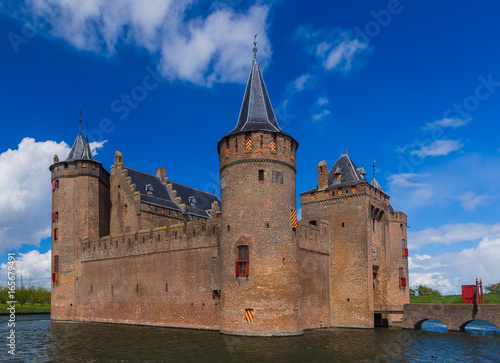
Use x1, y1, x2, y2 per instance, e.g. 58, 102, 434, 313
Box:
0, 303, 50, 314
410, 293, 500, 304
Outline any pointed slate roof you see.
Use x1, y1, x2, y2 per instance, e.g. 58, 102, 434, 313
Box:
228, 57, 280, 135
371, 177, 383, 191
65, 127, 94, 161
219, 54, 297, 149
326, 154, 366, 187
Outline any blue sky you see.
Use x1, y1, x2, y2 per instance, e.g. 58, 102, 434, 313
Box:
0, 0, 499, 293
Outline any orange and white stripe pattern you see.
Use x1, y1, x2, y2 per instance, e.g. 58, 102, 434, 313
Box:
245, 309, 254, 322
291, 209, 297, 228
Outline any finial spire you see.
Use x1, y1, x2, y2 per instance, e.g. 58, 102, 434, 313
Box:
253, 34, 258, 58
373, 159, 376, 180
85, 121, 89, 141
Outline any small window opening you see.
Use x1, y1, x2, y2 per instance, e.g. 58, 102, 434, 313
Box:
54, 228, 59, 241
245, 308, 254, 322
245, 133, 252, 150
266, 223, 270, 228
166, 283, 168, 292
111, 285, 113, 295
342, 222, 345, 228
175, 231, 178, 239
212, 290, 221, 299
235, 138, 238, 153
213, 225, 216, 234
228, 225, 230, 232
236, 245, 249, 277
260, 135, 263, 149
258, 169, 264, 181
136, 284, 139, 293
63, 163, 68, 169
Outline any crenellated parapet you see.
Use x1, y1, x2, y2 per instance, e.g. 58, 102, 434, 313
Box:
81, 217, 221, 262
390, 210, 407, 223
297, 220, 330, 255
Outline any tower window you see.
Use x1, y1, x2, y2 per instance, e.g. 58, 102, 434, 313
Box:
52, 212, 59, 222
236, 246, 249, 277
271, 134, 277, 151
258, 169, 264, 181
52, 180, 59, 191
260, 135, 263, 149
235, 138, 238, 153
226, 139, 230, 156
399, 267, 407, 288
54, 228, 59, 241
52, 255, 59, 283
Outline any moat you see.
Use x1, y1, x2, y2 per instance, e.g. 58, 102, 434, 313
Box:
4, 314, 499, 362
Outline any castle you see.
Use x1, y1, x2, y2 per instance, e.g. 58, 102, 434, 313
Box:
49, 50, 409, 336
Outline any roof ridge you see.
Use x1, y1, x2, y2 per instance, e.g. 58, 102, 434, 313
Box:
170, 180, 221, 200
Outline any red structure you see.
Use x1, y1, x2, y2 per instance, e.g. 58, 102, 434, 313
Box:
462, 278, 484, 305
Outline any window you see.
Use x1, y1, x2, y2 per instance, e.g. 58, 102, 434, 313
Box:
258, 169, 264, 181
272, 170, 283, 183
402, 239, 408, 258
236, 246, 249, 277
212, 290, 221, 299
52, 255, 59, 283
351, 186, 357, 193
52, 212, 58, 222
260, 135, 263, 149
226, 139, 230, 156
235, 138, 238, 153
63, 163, 68, 169
54, 228, 59, 241
399, 268, 407, 288
52, 180, 59, 191
82, 162, 87, 168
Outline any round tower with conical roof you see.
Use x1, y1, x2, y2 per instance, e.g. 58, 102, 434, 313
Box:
49, 122, 110, 320
218, 47, 301, 336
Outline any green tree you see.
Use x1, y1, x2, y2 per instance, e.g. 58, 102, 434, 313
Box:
485, 282, 500, 294
16, 284, 31, 306
409, 287, 417, 296
0, 286, 8, 304
417, 284, 441, 296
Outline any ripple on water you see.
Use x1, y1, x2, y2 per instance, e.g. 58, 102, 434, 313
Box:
1, 315, 499, 362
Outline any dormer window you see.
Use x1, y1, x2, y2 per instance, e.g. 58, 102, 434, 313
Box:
189, 196, 196, 206
145, 184, 154, 196
334, 166, 342, 180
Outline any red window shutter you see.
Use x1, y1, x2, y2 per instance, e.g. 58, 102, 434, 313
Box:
52, 273, 56, 282
52, 213, 55, 222
52, 181, 56, 191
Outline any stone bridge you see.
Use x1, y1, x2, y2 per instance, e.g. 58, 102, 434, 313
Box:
403, 304, 500, 332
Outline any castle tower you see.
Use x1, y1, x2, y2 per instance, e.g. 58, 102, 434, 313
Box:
218, 44, 301, 336
49, 123, 110, 320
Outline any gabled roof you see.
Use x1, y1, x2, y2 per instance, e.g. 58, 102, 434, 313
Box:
66, 128, 94, 161
124, 167, 221, 218
170, 181, 220, 214
125, 167, 182, 212
327, 154, 367, 188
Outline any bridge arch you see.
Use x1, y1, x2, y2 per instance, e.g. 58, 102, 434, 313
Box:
403, 304, 500, 333
459, 320, 500, 333
414, 318, 448, 331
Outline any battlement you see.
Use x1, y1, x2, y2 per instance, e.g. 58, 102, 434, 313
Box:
81, 218, 221, 262
219, 132, 298, 173
389, 210, 407, 222
297, 220, 330, 255
300, 183, 369, 206
51, 160, 110, 185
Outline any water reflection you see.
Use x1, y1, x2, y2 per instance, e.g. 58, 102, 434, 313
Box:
3, 315, 500, 363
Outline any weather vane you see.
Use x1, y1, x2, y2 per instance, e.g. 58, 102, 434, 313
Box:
373, 159, 376, 180
79, 110, 82, 133
253, 34, 258, 58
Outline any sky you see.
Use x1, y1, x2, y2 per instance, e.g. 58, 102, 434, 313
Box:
0, 0, 499, 294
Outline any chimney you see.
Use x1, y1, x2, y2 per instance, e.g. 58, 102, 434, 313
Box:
318, 160, 328, 190
156, 167, 166, 180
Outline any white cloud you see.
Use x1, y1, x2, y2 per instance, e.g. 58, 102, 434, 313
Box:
424, 117, 471, 130
410, 139, 463, 158
316, 97, 329, 106
408, 222, 500, 249
89, 140, 106, 156
458, 191, 497, 211
312, 109, 330, 122
0, 138, 70, 254
0, 250, 51, 287
297, 27, 370, 72
387, 173, 428, 188
291, 74, 314, 92
10, 1, 272, 86
409, 236, 500, 294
